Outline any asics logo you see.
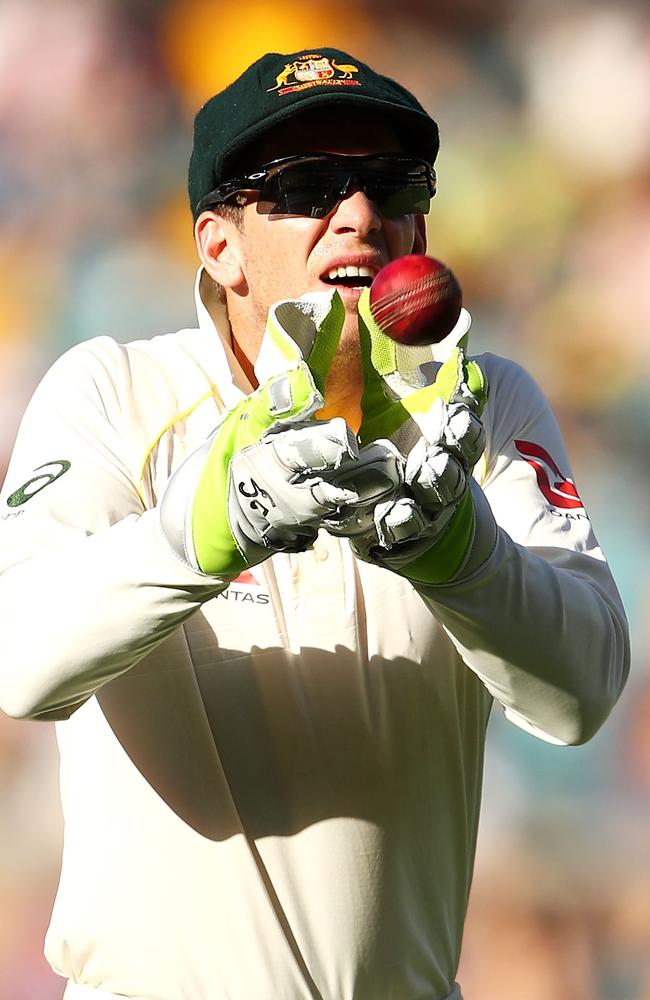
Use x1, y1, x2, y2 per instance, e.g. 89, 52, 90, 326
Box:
6, 460, 71, 507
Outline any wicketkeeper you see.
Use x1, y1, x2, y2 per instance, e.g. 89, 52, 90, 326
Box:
0, 46, 629, 1000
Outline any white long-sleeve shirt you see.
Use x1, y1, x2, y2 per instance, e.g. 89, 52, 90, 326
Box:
0, 277, 629, 1000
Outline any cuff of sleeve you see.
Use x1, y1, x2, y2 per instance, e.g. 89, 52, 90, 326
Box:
410, 479, 498, 588
455, 478, 499, 580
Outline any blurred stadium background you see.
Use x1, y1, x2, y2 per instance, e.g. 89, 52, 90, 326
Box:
1, 0, 649, 997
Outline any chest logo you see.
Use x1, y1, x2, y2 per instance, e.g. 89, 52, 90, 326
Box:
6, 460, 71, 507
514, 440, 583, 510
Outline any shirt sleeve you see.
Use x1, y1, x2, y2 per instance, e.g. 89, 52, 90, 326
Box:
0, 339, 225, 721
415, 354, 630, 746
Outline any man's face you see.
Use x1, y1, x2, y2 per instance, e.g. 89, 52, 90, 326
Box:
225, 109, 428, 355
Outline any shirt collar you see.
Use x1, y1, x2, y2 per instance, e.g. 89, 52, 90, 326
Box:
193, 267, 252, 409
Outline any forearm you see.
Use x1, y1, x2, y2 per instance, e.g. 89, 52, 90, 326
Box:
417, 500, 630, 745
0, 510, 224, 720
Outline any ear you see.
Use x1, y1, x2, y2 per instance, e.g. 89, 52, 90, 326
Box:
194, 212, 245, 291
412, 213, 427, 255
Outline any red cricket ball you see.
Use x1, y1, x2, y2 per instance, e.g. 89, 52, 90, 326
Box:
369, 255, 463, 346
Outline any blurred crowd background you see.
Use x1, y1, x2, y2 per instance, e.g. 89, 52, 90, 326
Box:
1, 0, 649, 997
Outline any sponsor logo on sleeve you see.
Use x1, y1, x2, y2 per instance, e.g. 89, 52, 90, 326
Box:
5, 460, 71, 508
514, 440, 585, 512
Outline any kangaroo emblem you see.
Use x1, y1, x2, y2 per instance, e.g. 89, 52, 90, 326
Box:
331, 60, 359, 80
267, 55, 361, 93
267, 63, 297, 92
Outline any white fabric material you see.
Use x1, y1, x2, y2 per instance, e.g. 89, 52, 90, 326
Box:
62, 983, 463, 1000
0, 273, 628, 999
64, 987, 124, 1000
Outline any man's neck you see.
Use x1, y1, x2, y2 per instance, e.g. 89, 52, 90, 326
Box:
316, 352, 363, 434
201, 274, 257, 394
207, 279, 364, 433
231, 335, 258, 389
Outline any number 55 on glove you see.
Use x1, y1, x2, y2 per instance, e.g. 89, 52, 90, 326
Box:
158, 291, 403, 579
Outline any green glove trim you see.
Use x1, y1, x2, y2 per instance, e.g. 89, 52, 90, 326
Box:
354, 288, 488, 585
397, 489, 476, 585
264, 292, 345, 398
357, 288, 487, 446
192, 364, 320, 575
357, 288, 408, 444
263, 309, 301, 366
303, 293, 345, 398
184, 291, 348, 576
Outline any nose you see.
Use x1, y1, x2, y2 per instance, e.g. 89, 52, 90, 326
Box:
329, 188, 382, 237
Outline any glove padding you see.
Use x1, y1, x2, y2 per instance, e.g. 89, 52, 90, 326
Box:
159, 290, 404, 578
328, 288, 488, 585
230, 416, 404, 557
348, 394, 486, 583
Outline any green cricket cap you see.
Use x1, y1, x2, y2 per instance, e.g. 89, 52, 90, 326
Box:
189, 47, 440, 219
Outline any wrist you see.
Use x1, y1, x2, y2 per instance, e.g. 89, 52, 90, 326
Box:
406, 481, 497, 587
395, 489, 476, 586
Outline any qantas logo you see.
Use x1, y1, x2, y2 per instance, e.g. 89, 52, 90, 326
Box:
514, 440, 584, 510
218, 568, 270, 605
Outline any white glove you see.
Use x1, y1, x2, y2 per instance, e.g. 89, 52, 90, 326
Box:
229, 416, 404, 553
349, 395, 485, 573
328, 287, 489, 585
159, 289, 405, 578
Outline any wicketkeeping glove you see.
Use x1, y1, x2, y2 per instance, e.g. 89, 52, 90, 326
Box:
325, 288, 488, 585
159, 290, 404, 578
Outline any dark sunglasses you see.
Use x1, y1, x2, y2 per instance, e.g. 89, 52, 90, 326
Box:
196, 153, 436, 219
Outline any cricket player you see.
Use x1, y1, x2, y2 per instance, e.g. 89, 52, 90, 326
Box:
0, 47, 629, 1000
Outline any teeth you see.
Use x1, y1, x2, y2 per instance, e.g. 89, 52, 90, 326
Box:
327, 265, 375, 281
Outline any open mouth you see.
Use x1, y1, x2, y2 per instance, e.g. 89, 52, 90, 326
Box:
321, 265, 375, 288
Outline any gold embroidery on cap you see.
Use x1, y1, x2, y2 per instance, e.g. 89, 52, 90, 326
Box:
268, 55, 360, 95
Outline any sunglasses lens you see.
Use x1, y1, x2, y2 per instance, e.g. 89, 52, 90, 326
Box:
363, 181, 432, 218
253, 156, 433, 218
262, 169, 342, 218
